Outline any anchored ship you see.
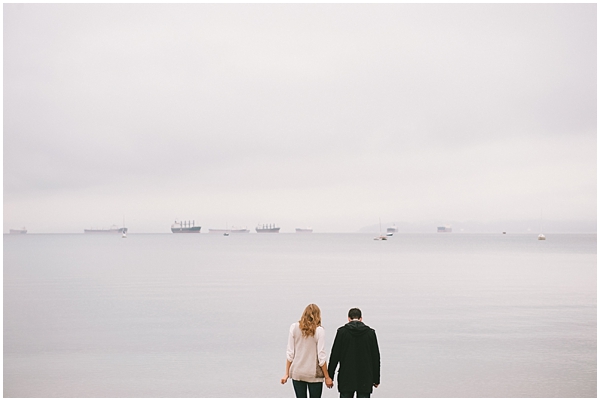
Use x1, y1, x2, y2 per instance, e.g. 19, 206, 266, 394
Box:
295, 228, 313, 233
386, 224, 398, 235
208, 227, 250, 234
437, 226, 452, 233
84, 225, 127, 234
9, 227, 27, 235
256, 224, 280, 233
171, 220, 201, 233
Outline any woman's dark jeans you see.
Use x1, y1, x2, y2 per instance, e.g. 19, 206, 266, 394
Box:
292, 379, 323, 398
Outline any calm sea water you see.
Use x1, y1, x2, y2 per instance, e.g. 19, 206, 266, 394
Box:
4, 233, 596, 397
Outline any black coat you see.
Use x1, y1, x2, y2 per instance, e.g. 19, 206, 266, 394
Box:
327, 320, 381, 393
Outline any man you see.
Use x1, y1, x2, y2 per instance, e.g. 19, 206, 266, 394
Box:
328, 308, 381, 398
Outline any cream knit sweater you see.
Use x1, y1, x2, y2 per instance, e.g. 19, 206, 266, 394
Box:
286, 322, 327, 383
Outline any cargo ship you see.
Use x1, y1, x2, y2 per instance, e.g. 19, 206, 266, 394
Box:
295, 228, 313, 233
171, 220, 201, 233
256, 224, 280, 233
437, 226, 452, 233
9, 227, 27, 235
208, 227, 250, 234
84, 225, 127, 234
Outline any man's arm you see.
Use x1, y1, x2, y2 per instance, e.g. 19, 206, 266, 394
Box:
371, 330, 381, 386
327, 329, 342, 380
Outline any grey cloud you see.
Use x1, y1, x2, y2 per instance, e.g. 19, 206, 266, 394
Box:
4, 3, 596, 233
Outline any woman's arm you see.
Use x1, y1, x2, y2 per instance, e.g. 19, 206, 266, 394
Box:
281, 359, 292, 384
316, 327, 334, 388
281, 324, 295, 384
320, 361, 333, 388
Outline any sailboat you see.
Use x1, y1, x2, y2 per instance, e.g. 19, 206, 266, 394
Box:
121, 216, 127, 238
373, 218, 388, 241
538, 210, 546, 240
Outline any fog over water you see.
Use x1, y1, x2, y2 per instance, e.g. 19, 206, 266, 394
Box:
3, 4, 596, 233
3, 233, 597, 397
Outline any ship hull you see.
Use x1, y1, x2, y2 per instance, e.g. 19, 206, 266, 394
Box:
256, 228, 280, 233
295, 228, 313, 233
84, 227, 127, 234
208, 228, 249, 234
171, 227, 201, 233
9, 229, 27, 235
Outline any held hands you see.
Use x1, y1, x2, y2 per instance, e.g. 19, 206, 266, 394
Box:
281, 374, 333, 389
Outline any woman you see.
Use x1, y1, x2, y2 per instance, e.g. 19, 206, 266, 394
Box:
281, 304, 334, 398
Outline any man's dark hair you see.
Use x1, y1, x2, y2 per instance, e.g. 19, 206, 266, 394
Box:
348, 308, 362, 320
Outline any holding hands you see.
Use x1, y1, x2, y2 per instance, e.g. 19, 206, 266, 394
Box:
280, 374, 333, 389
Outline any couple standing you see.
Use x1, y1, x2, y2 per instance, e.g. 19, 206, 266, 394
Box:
281, 304, 380, 398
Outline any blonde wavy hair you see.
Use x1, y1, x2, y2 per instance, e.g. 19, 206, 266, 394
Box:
299, 304, 322, 338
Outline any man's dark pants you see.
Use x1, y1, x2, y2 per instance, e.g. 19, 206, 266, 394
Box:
340, 391, 370, 398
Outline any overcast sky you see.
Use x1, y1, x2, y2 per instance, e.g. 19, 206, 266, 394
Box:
4, 3, 596, 233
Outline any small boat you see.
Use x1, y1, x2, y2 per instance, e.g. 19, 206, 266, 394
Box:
295, 227, 313, 233
223, 232, 230, 236
437, 226, 452, 233
374, 218, 388, 240
9, 227, 27, 235
537, 210, 545, 240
